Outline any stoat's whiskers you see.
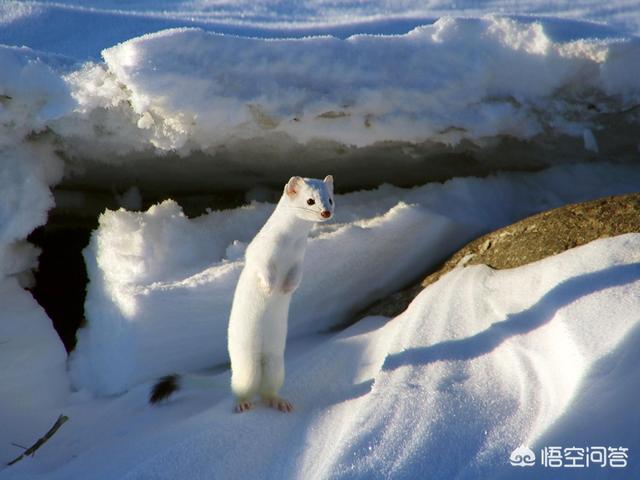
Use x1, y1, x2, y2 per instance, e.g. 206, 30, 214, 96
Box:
282, 205, 318, 214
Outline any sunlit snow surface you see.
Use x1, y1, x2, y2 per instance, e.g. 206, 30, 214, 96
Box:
71, 163, 640, 396
3, 0, 640, 59
1, 1, 640, 479
1, 14, 639, 193
5, 235, 640, 479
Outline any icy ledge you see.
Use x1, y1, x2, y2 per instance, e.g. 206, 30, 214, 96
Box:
50, 16, 640, 187
2, 16, 640, 194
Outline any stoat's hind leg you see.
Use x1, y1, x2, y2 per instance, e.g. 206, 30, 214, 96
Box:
260, 353, 293, 413
230, 352, 261, 413
261, 395, 294, 413
234, 399, 254, 413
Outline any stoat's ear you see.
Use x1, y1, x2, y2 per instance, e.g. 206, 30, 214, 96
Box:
323, 175, 333, 189
285, 176, 302, 197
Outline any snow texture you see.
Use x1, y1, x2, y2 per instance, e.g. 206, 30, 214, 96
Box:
0, 46, 68, 280
0, 13, 638, 195
3, 0, 640, 59
71, 162, 640, 396
0, 48, 70, 461
0, 2, 639, 478
4, 234, 640, 479
56, 16, 640, 159
0, 278, 69, 465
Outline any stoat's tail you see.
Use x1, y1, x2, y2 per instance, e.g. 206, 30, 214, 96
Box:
149, 373, 226, 404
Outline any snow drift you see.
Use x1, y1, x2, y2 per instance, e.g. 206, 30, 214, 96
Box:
49, 15, 640, 192
0, 277, 69, 469
0, 4, 639, 477
1, 15, 640, 223
70, 162, 640, 396
0, 46, 71, 459
6, 234, 640, 479
93, 17, 638, 151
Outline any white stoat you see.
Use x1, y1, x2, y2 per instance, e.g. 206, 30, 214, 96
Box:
150, 175, 335, 413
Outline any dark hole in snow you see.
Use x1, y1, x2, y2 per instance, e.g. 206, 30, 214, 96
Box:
25, 186, 254, 352
28, 222, 92, 352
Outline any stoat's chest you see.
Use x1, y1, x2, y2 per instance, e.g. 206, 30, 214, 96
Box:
266, 233, 308, 268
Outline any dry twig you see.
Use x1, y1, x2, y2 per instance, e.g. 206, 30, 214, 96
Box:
7, 415, 69, 466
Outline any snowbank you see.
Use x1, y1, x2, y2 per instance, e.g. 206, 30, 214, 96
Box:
64, 16, 640, 155
6, 234, 640, 479
325, 234, 640, 479
0, 278, 69, 465
70, 162, 640, 396
32, 15, 636, 192
0, 46, 72, 466
0, 45, 69, 280
0, 15, 639, 194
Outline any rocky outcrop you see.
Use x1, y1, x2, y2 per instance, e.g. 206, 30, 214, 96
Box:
366, 192, 640, 318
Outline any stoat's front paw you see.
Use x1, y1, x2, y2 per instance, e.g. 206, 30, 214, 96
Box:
281, 281, 297, 294
258, 265, 277, 294
282, 265, 302, 293
259, 275, 274, 294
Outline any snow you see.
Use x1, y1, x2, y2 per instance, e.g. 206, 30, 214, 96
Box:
0, 48, 70, 463
3, 1, 640, 60
82, 17, 638, 155
70, 162, 640, 396
0, 14, 620, 196
1, 1, 639, 478
4, 234, 640, 479
0, 278, 69, 466
44, 15, 638, 168
0, 45, 69, 281
0, 12, 638, 194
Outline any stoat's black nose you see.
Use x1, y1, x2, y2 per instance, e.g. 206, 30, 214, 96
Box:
321, 210, 331, 218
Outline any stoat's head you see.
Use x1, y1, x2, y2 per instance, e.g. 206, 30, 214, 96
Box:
283, 175, 335, 222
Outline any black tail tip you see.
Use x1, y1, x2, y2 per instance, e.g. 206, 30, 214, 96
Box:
149, 374, 180, 404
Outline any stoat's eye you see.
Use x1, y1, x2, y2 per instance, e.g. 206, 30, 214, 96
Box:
307, 198, 315, 205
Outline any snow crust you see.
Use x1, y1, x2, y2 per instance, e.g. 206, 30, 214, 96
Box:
71, 162, 640, 396
3, 0, 640, 59
55, 16, 640, 161
4, 234, 639, 479
0, 14, 638, 195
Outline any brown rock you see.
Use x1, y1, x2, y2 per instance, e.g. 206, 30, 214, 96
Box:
365, 192, 640, 318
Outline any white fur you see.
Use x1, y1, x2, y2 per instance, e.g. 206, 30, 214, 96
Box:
228, 175, 334, 411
